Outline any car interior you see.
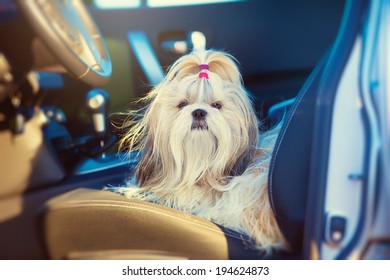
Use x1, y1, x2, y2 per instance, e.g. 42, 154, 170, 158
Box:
0, 0, 352, 259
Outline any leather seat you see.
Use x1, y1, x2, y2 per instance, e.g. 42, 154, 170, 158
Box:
43, 188, 229, 259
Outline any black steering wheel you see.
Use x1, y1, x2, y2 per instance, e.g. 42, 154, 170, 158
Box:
16, 0, 112, 86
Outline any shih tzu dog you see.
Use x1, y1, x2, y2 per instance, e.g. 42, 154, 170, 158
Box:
115, 49, 287, 252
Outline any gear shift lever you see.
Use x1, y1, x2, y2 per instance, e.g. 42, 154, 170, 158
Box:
85, 88, 110, 157
86, 88, 110, 136
72, 89, 121, 174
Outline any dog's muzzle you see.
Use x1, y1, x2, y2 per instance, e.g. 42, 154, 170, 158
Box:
191, 109, 208, 130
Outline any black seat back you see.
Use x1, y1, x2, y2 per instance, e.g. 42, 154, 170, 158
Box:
268, 0, 366, 253
268, 54, 327, 251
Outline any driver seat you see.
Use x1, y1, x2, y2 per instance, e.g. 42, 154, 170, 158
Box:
40, 0, 359, 260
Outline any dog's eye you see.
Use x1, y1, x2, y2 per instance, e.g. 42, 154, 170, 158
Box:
177, 101, 189, 109
211, 102, 222, 110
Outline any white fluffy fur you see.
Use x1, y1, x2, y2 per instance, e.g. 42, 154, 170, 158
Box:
115, 49, 288, 252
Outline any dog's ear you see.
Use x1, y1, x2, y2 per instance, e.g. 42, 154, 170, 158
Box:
229, 153, 250, 176
136, 138, 161, 187
229, 119, 258, 176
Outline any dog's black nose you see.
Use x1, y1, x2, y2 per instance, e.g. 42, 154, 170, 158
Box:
192, 109, 207, 120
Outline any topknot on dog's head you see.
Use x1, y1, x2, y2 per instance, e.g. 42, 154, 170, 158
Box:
164, 49, 243, 85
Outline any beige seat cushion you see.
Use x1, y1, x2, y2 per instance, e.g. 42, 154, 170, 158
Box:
43, 188, 229, 259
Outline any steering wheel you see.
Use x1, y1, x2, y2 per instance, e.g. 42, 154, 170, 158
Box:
16, 0, 112, 86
